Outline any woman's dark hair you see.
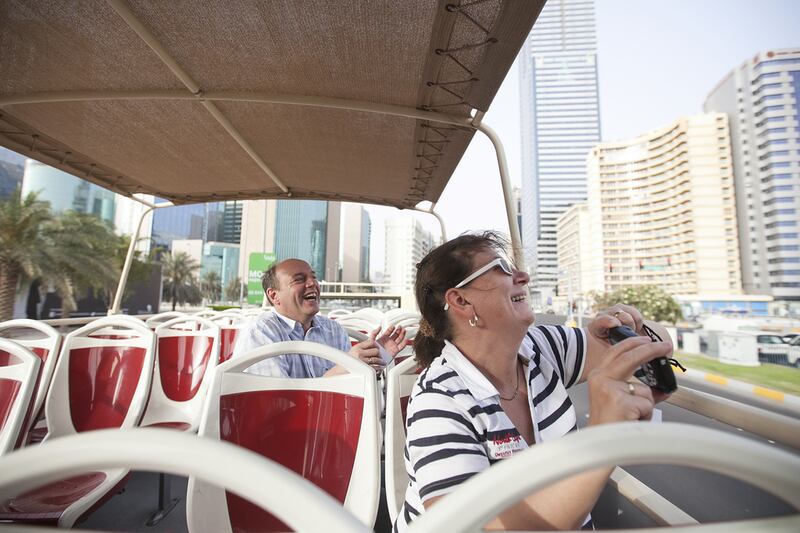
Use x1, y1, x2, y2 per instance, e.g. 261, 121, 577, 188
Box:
414, 231, 509, 367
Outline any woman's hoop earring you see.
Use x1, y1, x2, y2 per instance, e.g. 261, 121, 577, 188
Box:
469, 314, 479, 327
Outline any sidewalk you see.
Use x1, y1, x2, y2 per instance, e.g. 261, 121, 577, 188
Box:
680, 368, 800, 411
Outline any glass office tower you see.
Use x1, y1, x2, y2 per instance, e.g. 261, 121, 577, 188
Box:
519, 0, 601, 295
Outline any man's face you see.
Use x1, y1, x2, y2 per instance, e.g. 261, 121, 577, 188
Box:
269, 259, 320, 324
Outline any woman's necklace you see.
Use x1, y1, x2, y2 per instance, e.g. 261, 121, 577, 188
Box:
499, 359, 521, 402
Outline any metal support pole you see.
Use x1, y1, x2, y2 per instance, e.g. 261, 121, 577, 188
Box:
414, 205, 447, 242
145, 473, 179, 527
476, 123, 525, 270
109, 205, 154, 314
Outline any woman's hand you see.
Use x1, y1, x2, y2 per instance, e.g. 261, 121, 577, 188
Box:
588, 303, 645, 342
586, 335, 672, 425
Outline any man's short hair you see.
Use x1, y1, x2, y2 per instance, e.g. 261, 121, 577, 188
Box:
261, 263, 280, 304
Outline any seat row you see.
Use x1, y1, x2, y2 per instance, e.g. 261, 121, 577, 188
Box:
1, 317, 799, 532
0, 312, 418, 530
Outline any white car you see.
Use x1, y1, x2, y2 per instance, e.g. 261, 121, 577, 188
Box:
755, 333, 790, 365
788, 336, 800, 368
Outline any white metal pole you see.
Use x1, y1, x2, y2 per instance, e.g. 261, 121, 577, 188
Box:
476, 123, 525, 270
108, 205, 154, 315
414, 205, 447, 242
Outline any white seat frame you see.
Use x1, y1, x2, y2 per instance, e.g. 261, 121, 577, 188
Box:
0, 319, 61, 439
38, 316, 155, 527
0, 428, 371, 533
0, 340, 40, 455
384, 354, 420, 521
188, 340, 381, 532
145, 311, 187, 329
407, 422, 800, 532
140, 316, 221, 431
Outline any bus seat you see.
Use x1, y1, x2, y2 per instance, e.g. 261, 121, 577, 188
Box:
384, 355, 421, 522
187, 340, 381, 533
211, 314, 245, 364
0, 428, 371, 533
0, 317, 155, 527
141, 316, 220, 432
0, 340, 40, 455
0, 319, 60, 445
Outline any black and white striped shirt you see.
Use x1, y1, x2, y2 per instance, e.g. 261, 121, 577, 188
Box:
393, 325, 587, 531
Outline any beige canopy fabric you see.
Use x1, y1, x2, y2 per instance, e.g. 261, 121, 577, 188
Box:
0, 0, 543, 209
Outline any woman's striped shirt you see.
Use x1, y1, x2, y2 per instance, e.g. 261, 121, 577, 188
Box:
393, 325, 587, 532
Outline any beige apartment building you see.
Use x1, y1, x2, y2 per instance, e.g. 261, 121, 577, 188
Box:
559, 113, 742, 298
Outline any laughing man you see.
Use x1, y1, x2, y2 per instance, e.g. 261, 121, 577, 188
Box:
232, 258, 408, 377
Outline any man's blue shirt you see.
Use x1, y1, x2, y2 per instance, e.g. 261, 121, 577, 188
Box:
232, 309, 351, 378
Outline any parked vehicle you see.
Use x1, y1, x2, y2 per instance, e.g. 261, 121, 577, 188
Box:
788, 336, 800, 368
782, 333, 799, 344
756, 333, 790, 365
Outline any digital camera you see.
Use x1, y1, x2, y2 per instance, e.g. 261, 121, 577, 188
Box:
607, 325, 678, 394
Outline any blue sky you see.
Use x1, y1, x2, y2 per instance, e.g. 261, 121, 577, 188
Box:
367, 0, 799, 273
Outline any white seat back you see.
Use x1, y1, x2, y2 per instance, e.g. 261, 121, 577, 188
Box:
140, 316, 221, 431
0, 340, 40, 455
188, 340, 381, 532
384, 355, 421, 521
0, 319, 61, 437
0, 428, 371, 533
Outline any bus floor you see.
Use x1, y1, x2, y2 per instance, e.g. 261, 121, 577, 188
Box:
79, 468, 395, 532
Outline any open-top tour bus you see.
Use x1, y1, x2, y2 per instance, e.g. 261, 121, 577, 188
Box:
1, 1, 799, 532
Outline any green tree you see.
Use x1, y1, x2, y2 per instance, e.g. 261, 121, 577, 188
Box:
0, 190, 53, 320
224, 276, 243, 303
43, 211, 119, 317
107, 235, 159, 305
1, 191, 120, 320
201, 270, 222, 303
161, 251, 201, 311
590, 285, 683, 324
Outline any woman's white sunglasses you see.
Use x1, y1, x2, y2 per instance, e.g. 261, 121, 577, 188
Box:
444, 257, 514, 310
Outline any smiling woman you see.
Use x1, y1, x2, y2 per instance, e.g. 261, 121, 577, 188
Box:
395, 231, 674, 531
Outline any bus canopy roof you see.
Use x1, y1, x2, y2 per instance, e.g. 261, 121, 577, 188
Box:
0, 0, 542, 209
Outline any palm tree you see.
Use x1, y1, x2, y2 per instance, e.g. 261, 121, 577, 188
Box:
107, 234, 158, 305
224, 276, 243, 303
0, 190, 53, 321
161, 251, 201, 311
201, 270, 222, 303
43, 211, 119, 317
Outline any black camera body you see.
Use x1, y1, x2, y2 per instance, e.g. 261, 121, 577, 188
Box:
607, 325, 677, 394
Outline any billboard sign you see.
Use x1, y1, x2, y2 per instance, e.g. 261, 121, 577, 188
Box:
247, 252, 277, 305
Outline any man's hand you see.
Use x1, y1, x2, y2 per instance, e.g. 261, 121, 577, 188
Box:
376, 325, 408, 357
349, 328, 385, 371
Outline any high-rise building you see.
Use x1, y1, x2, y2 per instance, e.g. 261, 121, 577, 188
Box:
555, 202, 593, 298
220, 200, 243, 244
704, 48, 800, 301
0, 147, 24, 200
21, 160, 116, 223
150, 203, 206, 251
385, 216, 434, 305
341, 204, 371, 283
274, 200, 340, 280
239, 199, 341, 284
519, 0, 601, 291
572, 113, 742, 297
202, 241, 240, 290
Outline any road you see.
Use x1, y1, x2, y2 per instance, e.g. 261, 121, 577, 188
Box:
569, 377, 798, 526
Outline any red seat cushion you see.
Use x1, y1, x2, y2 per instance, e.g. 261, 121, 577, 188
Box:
68, 346, 146, 431
0, 378, 21, 434
0, 473, 106, 525
142, 421, 192, 431
219, 328, 238, 364
220, 389, 363, 532
157, 336, 213, 401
